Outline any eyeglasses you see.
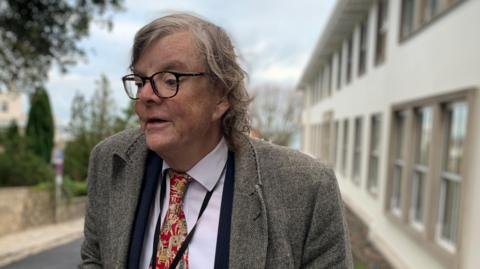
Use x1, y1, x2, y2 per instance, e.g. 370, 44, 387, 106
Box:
122, 71, 207, 100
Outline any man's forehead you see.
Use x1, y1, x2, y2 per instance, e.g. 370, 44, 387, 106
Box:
132, 60, 190, 74
133, 32, 203, 73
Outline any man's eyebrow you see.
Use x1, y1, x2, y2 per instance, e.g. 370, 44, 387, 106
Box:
161, 60, 189, 71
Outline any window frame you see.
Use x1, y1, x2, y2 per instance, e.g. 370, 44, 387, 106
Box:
399, 0, 466, 42
375, 0, 389, 65
341, 119, 350, 176
358, 20, 368, 76
435, 101, 468, 253
408, 106, 433, 231
384, 88, 475, 268
352, 116, 363, 185
346, 37, 353, 84
367, 114, 382, 196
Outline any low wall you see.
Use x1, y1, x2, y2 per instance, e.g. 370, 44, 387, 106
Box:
56, 196, 86, 223
0, 187, 85, 237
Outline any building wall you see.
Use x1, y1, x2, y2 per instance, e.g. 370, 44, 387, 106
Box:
0, 92, 26, 129
300, 1, 479, 268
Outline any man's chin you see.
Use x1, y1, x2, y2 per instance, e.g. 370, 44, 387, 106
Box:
145, 134, 175, 153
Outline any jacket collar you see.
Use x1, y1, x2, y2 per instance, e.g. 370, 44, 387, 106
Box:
228, 134, 268, 268
108, 129, 150, 268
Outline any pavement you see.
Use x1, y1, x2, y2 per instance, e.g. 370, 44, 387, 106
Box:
0, 218, 84, 267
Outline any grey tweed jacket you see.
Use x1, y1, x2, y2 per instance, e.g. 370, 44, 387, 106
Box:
80, 128, 353, 269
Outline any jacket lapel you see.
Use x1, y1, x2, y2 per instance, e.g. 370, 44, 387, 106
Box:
229, 136, 268, 269
107, 130, 149, 268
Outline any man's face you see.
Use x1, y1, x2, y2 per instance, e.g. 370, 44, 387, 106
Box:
134, 31, 229, 160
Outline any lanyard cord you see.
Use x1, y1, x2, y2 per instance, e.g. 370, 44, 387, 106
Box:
150, 162, 227, 269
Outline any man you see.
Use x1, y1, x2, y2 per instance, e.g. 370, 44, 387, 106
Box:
80, 13, 352, 269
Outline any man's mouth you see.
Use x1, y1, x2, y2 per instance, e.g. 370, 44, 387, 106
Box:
147, 118, 168, 124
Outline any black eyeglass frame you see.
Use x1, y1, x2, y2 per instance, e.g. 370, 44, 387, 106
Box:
121, 71, 207, 100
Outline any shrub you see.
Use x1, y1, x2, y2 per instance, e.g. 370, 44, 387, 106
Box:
62, 176, 87, 197
0, 147, 55, 186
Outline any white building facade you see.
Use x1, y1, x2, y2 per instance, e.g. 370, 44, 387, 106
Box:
0, 91, 26, 129
298, 0, 479, 268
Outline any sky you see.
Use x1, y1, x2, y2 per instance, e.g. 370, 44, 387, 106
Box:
45, 0, 336, 125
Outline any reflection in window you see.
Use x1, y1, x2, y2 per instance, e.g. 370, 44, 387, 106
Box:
391, 111, 406, 215
333, 121, 339, 167
401, 0, 416, 38
444, 102, 467, 174
368, 114, 382, 194
352, 117, 363, 184
342, 119, 350, 176
437, 102, 467, 249
375, 0, 388, 64
410, 107, 432, 229
358, 21, 368, 76
337, 49, 343, 90
423, 0, 440, 22
346, 38, 353, 84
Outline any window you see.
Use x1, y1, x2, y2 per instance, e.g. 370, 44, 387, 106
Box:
1, 101, 8, 112
437, 102, 467, 250
329, 56, 334, 95
358, 21, 368, 76
400, 0, 464, 39
410, 107, 433, 229
326, 64, 332, 97
352, 117, 363, 184
401, 0, 416, 38
333, 121, 339, 167
314, 124, 321, 157
386, 91, 473, 263
346, 38, 353, 84
367, 114, 382, 194
391, 111, 407, 215
341, 119, 350, 176
375, 0, 388, 64
337, 49, 343, 90
319, 69, 325, 100
423, 0, 440, 22
322, 122, 331, 162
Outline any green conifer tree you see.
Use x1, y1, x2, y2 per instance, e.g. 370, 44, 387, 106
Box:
25, 87, 55, 163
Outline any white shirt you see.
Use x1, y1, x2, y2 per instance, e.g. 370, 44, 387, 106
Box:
140, 138, 228, 269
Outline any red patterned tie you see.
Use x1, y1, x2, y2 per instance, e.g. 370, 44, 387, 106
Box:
155, 170, 193, 269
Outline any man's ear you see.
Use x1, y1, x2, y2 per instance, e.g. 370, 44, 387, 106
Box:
212, 97, 230, 121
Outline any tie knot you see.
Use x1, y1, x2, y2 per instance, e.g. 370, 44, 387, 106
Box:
168, 169, 193, 198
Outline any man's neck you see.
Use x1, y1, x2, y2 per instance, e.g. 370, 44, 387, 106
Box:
159, 133, 223, 172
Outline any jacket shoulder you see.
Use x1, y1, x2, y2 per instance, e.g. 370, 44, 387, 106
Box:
249, 138, 337, 190
250, 138, 330, 171
91, 128, 144, 157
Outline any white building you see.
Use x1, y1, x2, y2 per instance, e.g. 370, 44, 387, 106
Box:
297, 0, 479, 268
0, 91, 26, 130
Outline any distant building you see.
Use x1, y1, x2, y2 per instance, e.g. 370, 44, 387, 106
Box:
298, 0, 479, 269
0, 91, 27, 130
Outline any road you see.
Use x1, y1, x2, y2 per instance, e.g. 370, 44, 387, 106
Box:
1, 238, 82, 269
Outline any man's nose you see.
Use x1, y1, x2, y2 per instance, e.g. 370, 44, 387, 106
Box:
137, 80, 159, 101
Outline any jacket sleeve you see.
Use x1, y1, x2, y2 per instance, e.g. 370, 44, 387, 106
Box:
301, 167, 353, 269
79, 145, 103, 268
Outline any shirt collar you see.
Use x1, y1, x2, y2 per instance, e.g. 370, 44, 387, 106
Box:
162, 137, 228, 191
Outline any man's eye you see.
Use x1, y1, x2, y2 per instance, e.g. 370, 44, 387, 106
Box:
135, 81, 143, 88
163, 78, 177, 87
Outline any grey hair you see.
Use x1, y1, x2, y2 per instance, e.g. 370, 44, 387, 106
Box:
129, 12, 251, 150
